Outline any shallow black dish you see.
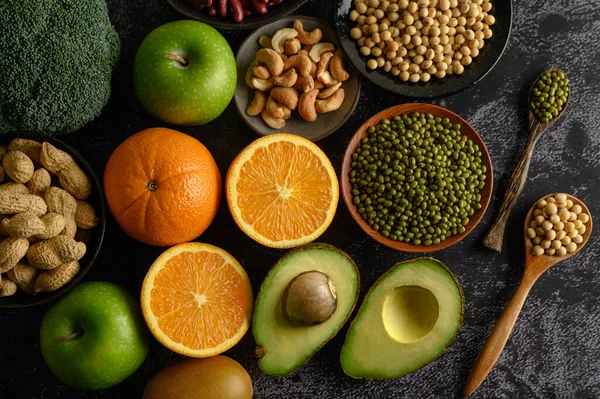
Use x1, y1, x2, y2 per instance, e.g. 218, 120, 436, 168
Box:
333, 0, 513, 98
166, 0, 310, 30
0, 132, 106, 308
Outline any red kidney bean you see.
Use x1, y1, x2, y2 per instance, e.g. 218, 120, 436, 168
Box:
208, 5, 217, 15
218, 0, 228, 17
251, 0, 268, 14
229, 0, 244, 22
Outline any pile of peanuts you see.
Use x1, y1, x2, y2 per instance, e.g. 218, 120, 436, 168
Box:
527, 194, 591, 257
348, 0, 496, 82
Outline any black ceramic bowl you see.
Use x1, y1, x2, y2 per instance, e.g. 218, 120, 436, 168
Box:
0, 132, 106, 308
166, 0, 310, 30
333, 0, 513, 98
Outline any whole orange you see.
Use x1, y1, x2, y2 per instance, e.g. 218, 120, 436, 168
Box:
104, 128, 221, 246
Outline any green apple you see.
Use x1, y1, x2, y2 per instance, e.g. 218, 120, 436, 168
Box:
133, 20, 237, 125
40, 281, 150, 390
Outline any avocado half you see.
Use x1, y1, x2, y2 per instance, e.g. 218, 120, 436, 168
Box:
253, 243, 360, 376
340, 257, 464, 380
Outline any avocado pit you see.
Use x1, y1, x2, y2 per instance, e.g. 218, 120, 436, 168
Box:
281, 271, 338, 325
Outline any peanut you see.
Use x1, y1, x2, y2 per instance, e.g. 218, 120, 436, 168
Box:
45, 186, 76, 218
74, 201, 99, 229
36, 213, 67, 240
34, 261, 80, 293
0, 182, 29, 194
40, 143, 92, 200
0, 237, 29, 273
8, 138, 42, 163
2, 151, 34, 184
0, 192, 47, 217
0, 278, 17, 297
27, 168, 51, 197
27, 236, 86, 270
60, 218, 77, 239
2, 213, 45, 238
7, 262, 38, 294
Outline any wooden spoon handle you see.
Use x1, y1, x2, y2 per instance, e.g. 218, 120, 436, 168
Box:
483, 123, 545, 252
463, 275, 538, 396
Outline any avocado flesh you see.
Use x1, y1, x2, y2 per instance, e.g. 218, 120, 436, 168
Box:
253, 244, 360, 376
341, 258, 463, 380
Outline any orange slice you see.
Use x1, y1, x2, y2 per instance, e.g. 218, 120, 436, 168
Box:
226, 134, 339, 248
141, 243, 253, 357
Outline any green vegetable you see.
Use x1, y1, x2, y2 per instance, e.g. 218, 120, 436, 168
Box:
349, 112, 486, 246
529, 70, 569, 123
0, 0, 120, 135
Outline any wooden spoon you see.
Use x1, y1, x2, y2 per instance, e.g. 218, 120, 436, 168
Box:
464, 194, 592, 396
483, 69, 569, 252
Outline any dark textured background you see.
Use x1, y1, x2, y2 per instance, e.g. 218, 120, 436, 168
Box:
1, 0, 599, 398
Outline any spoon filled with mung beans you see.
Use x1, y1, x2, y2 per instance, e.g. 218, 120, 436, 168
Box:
483, 69, 570, 252
465, 193, 591, 396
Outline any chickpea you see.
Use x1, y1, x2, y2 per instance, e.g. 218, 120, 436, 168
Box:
482, 1, 492, 12
409, 73, 421, 82
389, 12, 400, 21
357, 37, 366, 46
400, 61, 410, 71
374, 9, 385, 18
408, 1, 419, 13
422, 59, 433, 69
454, 62, 464, 74
367, 58, 378, 69
399, 0, 409, 8
435, 69, 446, 78
485, 14, 496, 25
360, 46, 372, 56
409, 62, 420, 72
400, 70, 410, 81
398, 46, 408, 56
414, 20, 424, 29
425, 48, 435, 59
377, 56, 386, 67
366, 15, 377, 24
387, 50, 398, 59
391, 66, 401, 76
372, 47, 383, 56
420, 7, 429, 17
566, 242, 577, 253
381, 30, 392, 41
369, 0, 380, 7
532, 246, 544, 256
414, 54, 425, 64
350, 10, 360, 21
556, 246, 567, 256
546, 248, 556, 256
356, 2, 368, 13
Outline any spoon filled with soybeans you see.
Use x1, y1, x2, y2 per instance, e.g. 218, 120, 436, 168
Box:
465, 193, 592, 396
483, 69, 570, 252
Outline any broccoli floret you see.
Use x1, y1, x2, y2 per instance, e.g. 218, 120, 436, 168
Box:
0, 0, 120, 135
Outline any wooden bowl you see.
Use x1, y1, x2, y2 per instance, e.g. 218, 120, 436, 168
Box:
340, 103, 493, 252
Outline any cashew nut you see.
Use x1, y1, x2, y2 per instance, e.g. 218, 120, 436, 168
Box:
270, 87, 299, 110
272, 28, 298, 53
330, 49, 350, 82
293, 20, 323, 46
278, 102, 292, 120
284, 38, 301, 55
274, 68, 298, 87
258, 35, 272, 49
298, 89, 319, 122
246, 90, 267, 116
256, 48, 284, 77
245, 59, 260, 87
294, 75, 314, 93
309, 42, 335, 63
314, 80, 325, 90
316, 52, 334, 81
266, 96, 285, 119
316, 88, 345, 114
253, 65, 272, 80
250, 77, 275, 91
261, 110, 286, 129
318, 82, 342, 99
283, 55, 312, 77
318, 71, 338, 87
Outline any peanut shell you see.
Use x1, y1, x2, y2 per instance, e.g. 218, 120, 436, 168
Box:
0, 279, 17, 297
27, 236, 86, 270
0, 237, 29, 273
35, 261, 80, 293
45, 187, 77, 218
8, 138, 42, 163
0, 192, 47, 217
3, 151, 34, 184
27, 168, 51, 197
7, 262, 38, 294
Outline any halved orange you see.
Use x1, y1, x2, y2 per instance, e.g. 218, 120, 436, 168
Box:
226, 134, 339, 248
141, 243, 253, 357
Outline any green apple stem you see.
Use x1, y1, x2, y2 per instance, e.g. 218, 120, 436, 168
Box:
58, 331, 83, 343
164, 53, 187, 66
